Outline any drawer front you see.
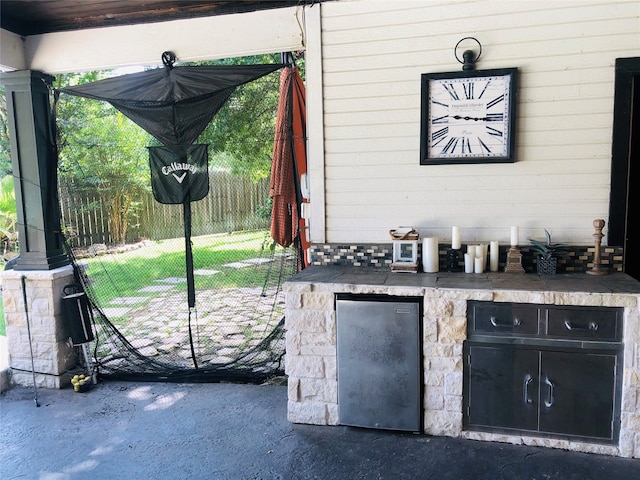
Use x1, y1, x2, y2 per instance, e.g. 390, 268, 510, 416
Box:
470, 302, 539, 335
545, 306, 621, 341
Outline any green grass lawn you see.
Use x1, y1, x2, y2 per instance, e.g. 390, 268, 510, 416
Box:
0, 230, 287, 336
82, 230, 281, 304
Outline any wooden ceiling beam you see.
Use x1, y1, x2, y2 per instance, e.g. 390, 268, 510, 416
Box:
0, 1, 320, 36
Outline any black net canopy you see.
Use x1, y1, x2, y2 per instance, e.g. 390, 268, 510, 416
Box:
59, 55, 283, 146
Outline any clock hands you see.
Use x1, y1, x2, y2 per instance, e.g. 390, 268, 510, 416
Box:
451, 115, 488, 121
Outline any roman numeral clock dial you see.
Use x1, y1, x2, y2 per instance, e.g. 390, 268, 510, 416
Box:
420, 68, 518, 164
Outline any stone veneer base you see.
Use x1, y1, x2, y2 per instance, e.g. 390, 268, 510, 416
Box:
283, 266, 640, 458
2, 265, 79, 389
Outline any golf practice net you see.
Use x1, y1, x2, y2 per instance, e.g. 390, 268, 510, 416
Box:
64, 230, 298, 384
55, 57, 307, 385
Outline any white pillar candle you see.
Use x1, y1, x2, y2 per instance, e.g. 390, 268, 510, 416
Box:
510, 226, 519, 247
467, 245, 476, 259
490, 241, 499, 272
480, 244, 488, 269
464, 253, 474, 273
451, 226, 461, 249
422, 237, 439, 273
474, 256, 484, 273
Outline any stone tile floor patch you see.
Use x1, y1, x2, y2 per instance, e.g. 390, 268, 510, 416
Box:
223, 258, 273, 269
138, 285, 175, 293
223, 261, 255, 269
156, 277, 187, 284
193, 269, 220, 276
241, 258, 274, 265
110, 297, 149, 305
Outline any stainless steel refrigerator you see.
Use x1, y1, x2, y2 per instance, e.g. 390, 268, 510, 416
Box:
336, 294, 422, 432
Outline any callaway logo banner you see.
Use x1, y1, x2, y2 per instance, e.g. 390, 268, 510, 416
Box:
148, 145, 209, 204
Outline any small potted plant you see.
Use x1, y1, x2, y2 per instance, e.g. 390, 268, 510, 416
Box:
528, 229, 569, 275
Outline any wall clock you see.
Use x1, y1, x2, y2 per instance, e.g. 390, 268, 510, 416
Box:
420, 67, 518, 165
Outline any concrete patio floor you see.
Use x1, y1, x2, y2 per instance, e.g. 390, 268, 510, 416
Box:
1, 380, 638, 480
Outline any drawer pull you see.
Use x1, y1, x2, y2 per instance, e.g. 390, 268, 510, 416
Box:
490, 316, 521, 328
544, 377, 555, 408
564, 320, 598, 332
523, 374, 534, 405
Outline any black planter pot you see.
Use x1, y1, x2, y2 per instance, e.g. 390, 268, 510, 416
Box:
536, 256, 558, 275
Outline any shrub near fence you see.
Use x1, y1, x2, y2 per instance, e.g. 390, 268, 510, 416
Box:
59, 171, 271, 247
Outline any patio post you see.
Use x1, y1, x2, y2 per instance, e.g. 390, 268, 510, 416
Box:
0, 70, 76, 390
0, 69, 69, 271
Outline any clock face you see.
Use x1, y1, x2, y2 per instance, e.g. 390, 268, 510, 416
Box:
420, 68, 518, 164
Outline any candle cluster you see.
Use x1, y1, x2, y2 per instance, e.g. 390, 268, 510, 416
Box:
433, 225, 521, 273
464, 245, 489, 273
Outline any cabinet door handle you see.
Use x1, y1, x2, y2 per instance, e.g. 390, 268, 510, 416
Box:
490, 316, 521, 328
523, 374, 534, 405
564, 320, 598, 332
544, 377, 555, 408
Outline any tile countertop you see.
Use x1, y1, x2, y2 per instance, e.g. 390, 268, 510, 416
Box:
285, 265, 640, 294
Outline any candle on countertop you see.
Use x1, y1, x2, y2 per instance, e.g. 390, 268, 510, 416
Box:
480, 243, 488, 269
474, 256, 483, 273
422, 237, 439, 273
467, 245, 476, 259
510, 226, 519, 247
490, 241, 499, 272
464, 253, 474, 273
451, 226, 461, 250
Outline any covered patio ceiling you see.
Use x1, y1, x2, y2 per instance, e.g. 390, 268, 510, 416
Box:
0, 0, 331, 36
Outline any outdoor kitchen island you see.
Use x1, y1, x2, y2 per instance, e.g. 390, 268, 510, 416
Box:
283, 266, 640, 458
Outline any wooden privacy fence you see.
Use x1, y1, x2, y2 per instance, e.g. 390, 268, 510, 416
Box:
59, 171, 271, 247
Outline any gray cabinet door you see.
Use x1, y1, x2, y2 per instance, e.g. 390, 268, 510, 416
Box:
465, 344, 539, 432
336, 297, 421, 432
539, 351, 618, 440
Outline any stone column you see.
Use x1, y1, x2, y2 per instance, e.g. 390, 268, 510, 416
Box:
1, 265, 78, 389
0, 70, 69, 271
0, 70, 75, 389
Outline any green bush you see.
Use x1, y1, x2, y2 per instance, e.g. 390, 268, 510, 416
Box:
0, 175, 18, 259
0, 299, 5, 337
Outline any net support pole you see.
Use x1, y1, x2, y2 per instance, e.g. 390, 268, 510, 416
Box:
183, 200, 196, 308
183, 200, 199, 369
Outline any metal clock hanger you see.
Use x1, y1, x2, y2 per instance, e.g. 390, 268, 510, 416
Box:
454, 37, 482, 71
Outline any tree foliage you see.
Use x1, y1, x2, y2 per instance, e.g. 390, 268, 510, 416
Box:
0, 86, 13, 177
194, 54, 290, 182
0, 87, 17, 257
0, 174, 17, 257
56, 72, 151, 244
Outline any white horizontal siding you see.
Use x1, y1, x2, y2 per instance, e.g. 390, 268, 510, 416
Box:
313, 0, 640, 245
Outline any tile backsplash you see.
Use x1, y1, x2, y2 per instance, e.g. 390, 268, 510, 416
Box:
309, 243, 623, 273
